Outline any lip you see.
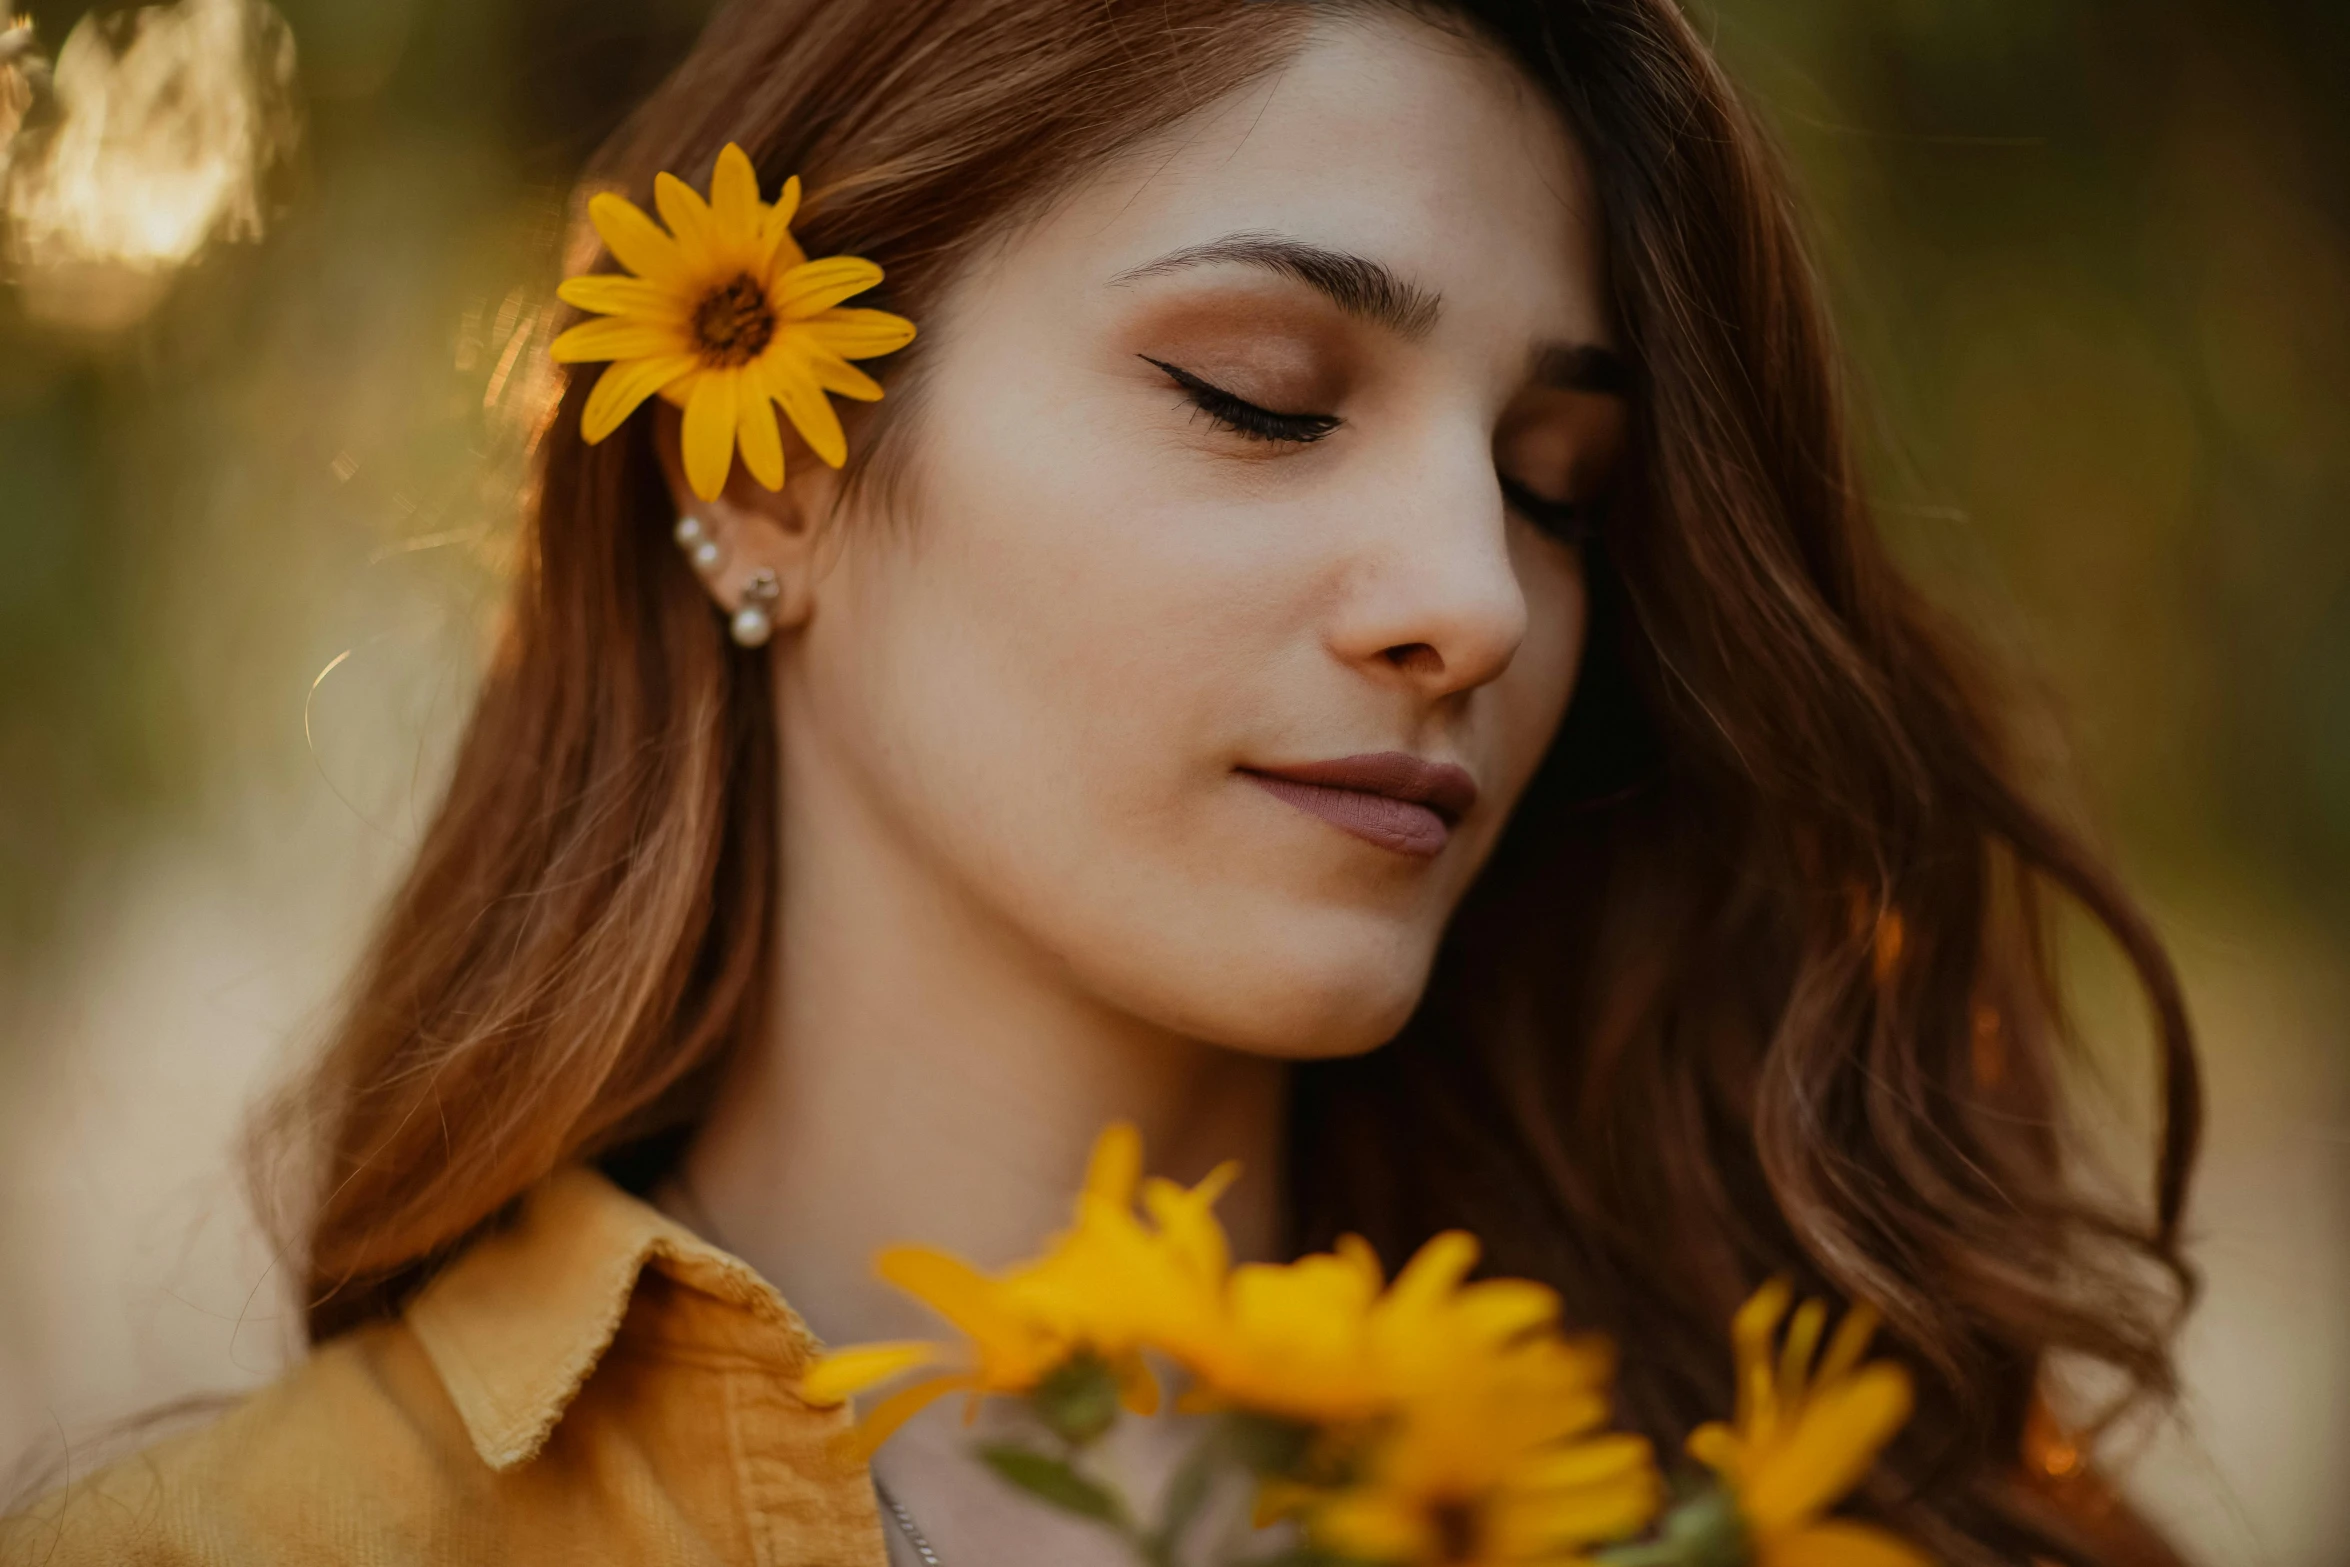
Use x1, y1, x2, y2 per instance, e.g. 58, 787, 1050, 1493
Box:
1240, 752, 1480, 860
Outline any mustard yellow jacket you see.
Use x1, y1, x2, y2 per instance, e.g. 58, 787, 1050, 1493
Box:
2, 1170, 891, 1566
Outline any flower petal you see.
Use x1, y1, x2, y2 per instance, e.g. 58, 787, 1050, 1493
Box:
557, 274, 687, 322
1083, 1123, 1143, 1210
1814, 1302, 1881, 1391
588, 192, 692, 290
1780, 1299, 1829, 1404
796, 306, 917, 361
710, 142, 763, 237
1515, 1432, 1656, 1492
1385, 1231, 1479, 1314
1140, 1165, 1237, 1284
1448, 1278, 1563, 1345
1311, 1491, 1435, 1563
1687, 1421, 1742, 1478
682, 369, 743, 501
799, 1340, 943, 1404
737, 384, 786, 492
581, 354, 698, 444
798, 347, 886, 402
1493, 1469, 1661, 1553
759, 352, 847, 468
1734, 1279, 1794, 1439
876, 1246, 1038, 1359
777, 255, 885, 317
1756, 1519, 1934, 1567
551, 316, 694, 365
841, 1372, 982, 1463
655, 172, 725, 274
1744, 1364, 1914, 1536
755, 180, 808, 282
1334, 1233, 1385, 1289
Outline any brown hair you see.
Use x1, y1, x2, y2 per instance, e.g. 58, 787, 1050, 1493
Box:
258, 3, 2200, 1564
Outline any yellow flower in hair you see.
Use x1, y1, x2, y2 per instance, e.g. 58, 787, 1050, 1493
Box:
551, 142, 914, 502
1686, 1280, 1930, 1567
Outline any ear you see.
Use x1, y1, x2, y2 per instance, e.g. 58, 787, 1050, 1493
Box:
652, 403, 845, 642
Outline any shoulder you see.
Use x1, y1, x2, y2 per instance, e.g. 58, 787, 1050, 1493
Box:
0, 1323, 481, 1567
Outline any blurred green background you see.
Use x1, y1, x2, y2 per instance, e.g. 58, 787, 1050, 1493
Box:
0, 1, 2341, 1560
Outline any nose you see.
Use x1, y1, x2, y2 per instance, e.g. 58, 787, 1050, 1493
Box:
1324, 446, 1529, 701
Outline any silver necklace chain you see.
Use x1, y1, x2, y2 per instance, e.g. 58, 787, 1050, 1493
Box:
659, 1176, 949, 1565
875, 1478, 946, 1567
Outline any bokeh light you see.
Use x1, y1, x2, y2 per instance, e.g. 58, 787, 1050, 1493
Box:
2, 0, 298, 330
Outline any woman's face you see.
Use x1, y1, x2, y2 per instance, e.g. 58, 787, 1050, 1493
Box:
781, 14, 1625, 1058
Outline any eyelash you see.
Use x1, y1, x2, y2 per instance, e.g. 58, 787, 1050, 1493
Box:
1499, 476, 1591, 545
1140, 355, 1593, 543
1141, 355, 1340, 445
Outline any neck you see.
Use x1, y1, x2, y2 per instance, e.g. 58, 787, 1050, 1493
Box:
675, 721, 1288, 1353
671, 682, 1291, 1567
672, 676, 1297, 1567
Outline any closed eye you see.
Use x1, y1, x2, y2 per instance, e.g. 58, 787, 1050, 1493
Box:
1140, 356, 1341, 445
1499, 475, 1591, 546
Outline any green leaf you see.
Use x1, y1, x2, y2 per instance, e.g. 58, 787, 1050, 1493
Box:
1590, 1547, 1691, 1567
1591, 1482, 1749, 1567
976, 1443, 1134, 1531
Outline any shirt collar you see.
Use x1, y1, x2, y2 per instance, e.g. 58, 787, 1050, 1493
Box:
407, 1166, 820, 1471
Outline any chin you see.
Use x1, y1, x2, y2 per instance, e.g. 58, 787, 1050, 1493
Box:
1176, 940, 1435, 1062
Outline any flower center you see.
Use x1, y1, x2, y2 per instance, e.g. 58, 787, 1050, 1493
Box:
692, 274, 776, 367
1431, 1500, 1481, 1564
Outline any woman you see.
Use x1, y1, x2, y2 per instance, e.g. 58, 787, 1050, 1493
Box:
1, 1, 2197, 1564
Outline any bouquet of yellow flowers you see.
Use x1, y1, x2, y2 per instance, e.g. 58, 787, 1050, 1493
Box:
801, 1125, 1929, 1567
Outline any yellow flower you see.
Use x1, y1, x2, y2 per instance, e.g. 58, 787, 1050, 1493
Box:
799, 1124, 1234, 1456
550, 141, 914, 502
1181, 1230, 1567, 1426
1686, 1281, 1930, 1567
1217, 1234, 1661, 1566
1309, 1419, 1658, 1567
1178, 1237, 1387, 1422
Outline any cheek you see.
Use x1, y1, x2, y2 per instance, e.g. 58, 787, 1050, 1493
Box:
818, 362, 1275, 868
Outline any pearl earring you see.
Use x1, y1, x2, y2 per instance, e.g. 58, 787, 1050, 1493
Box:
731, 568, 782, 649
673, 514, 725, 575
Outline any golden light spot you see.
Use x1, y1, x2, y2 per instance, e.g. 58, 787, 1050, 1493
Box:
1871, 908, 1906, 984
0, 16, 40, 183
1971, 1002, 2008, 1089
2026, 1401, 2084, 1480
3, 0, 300, 332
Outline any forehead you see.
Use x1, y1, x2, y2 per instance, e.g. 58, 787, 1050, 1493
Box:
1006, 12, 1606, 345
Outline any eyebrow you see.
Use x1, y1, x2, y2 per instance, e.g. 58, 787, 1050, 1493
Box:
1109, 230, 1443, 340
1112, 229, 1634, 396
